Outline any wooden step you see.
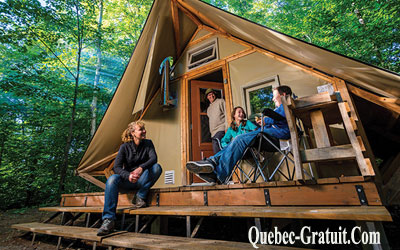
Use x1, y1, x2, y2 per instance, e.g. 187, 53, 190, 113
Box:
129, 205, 392, 222
300, 144, 356, 162
39, 206, 132, 213
12, 222, 296, 249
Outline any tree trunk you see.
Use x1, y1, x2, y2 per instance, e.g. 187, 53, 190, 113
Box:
90, 0, 104, 137
59, 1, 82, 194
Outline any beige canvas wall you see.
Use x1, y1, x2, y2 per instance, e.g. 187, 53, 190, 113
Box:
141, 81, 182, 188
173, 34, 247, 77
228, 52, 329, 108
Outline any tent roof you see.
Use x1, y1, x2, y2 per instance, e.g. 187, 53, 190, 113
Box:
77, 0, 399, 174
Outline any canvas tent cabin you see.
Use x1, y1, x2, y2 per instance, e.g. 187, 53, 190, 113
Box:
75, 0, 399, 202
12, 0, 400, 248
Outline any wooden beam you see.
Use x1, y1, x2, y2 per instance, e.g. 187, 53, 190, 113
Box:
347, 84, 400, 114
171, 0, 181, 57
175, 1, 201, 26
334, 78, 358, 120
177, 0, 227, 34
79, 173, 106, 190
222, 63, 233, 126
139, 88, 160, 121
282, 96, 304, 180
300, 144, 356, 163
104, 159, 115, 179
338, 103, 374, 176
335, 79, 382, 186
187, 30, 216, 47
79, 152, 118, 173
181, 77, 189, 186
310, 110, 331, 148
148, 182, 382, 206
128, 205, 392, 222
292, 92, 335, 109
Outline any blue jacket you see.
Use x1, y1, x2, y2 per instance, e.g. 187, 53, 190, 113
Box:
258, 104, 290, 139
221, 120, 258, 148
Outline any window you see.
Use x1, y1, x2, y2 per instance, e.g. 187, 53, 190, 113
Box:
187, 38, 218, 70
242, 76, 280, 118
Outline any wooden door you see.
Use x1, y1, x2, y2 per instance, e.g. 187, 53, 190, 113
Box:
190, 80, 225, 162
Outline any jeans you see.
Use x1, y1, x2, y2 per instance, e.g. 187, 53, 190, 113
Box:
102, 163, 162, 220
212, 131, 225, 154
209, 127, 289, 182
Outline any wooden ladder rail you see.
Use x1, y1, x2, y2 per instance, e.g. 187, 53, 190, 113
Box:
282, 92, 375, 181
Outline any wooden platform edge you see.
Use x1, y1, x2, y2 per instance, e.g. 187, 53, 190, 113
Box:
11, 222, 297, 250
129, 205, 392, 222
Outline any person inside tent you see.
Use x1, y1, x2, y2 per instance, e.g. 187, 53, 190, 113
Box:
97, 121, 162, 236
220, 106, 258, 149
186, 85, 292, 184
196, 106, 257, 182
205, 88, 227, 154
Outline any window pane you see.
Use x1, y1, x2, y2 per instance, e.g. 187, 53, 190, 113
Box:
249, 86, 275, 114
200, 115, 212, 143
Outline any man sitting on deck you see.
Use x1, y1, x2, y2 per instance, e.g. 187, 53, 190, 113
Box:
186, 85, 292, 184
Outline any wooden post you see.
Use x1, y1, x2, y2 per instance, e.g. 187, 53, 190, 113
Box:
186, 216, 191, 238
282, 96, 304, 181
338, 102, 374, 176
310, 110, 331, 148
334, 79, 381, 183
135, 215, 139, 233
191, 217, 204, 238
31, 233, 36, 245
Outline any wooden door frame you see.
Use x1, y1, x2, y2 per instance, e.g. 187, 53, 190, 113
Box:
181, 61, 233, 185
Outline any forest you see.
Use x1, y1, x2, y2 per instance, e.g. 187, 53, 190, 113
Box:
0, 0, 399, 211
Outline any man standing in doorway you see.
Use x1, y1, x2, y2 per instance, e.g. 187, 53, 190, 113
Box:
205, 88, 226, 154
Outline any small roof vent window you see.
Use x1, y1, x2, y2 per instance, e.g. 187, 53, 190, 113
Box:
187, 38, 218, 70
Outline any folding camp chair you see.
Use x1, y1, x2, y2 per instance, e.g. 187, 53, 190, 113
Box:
223, 115, 314, 184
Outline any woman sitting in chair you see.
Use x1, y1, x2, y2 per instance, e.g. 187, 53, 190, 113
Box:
220, 106, 257, 149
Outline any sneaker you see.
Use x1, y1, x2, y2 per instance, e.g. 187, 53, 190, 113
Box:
186, 159, 215, 174
97, 218, 115, 236
196, 172, 217, 184
134, 196, 147, 209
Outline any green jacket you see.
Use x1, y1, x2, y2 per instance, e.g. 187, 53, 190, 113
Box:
221, 120, 258, 148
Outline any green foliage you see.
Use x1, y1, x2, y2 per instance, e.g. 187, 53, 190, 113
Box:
204, 0, 400, 73
0, 0, 152, 210
249, 86, 274, 115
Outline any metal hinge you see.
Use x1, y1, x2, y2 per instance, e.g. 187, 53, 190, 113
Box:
264, 189, 271, 206
204, 191, 208, 206
355, 185, 368, 205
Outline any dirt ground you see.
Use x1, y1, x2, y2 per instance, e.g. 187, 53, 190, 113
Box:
0, 207, 57, 250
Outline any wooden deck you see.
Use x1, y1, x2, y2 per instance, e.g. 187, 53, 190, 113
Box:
38, 177, 392, 222
57, 177, 382, 207
12, 222, 302, 250
128, 205, 392, 221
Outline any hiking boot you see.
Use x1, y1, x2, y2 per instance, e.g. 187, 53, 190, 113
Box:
186, 159, 215, 174
134, 196, 147, 209
196, 172, 218, 184
97, 218, 114, 236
